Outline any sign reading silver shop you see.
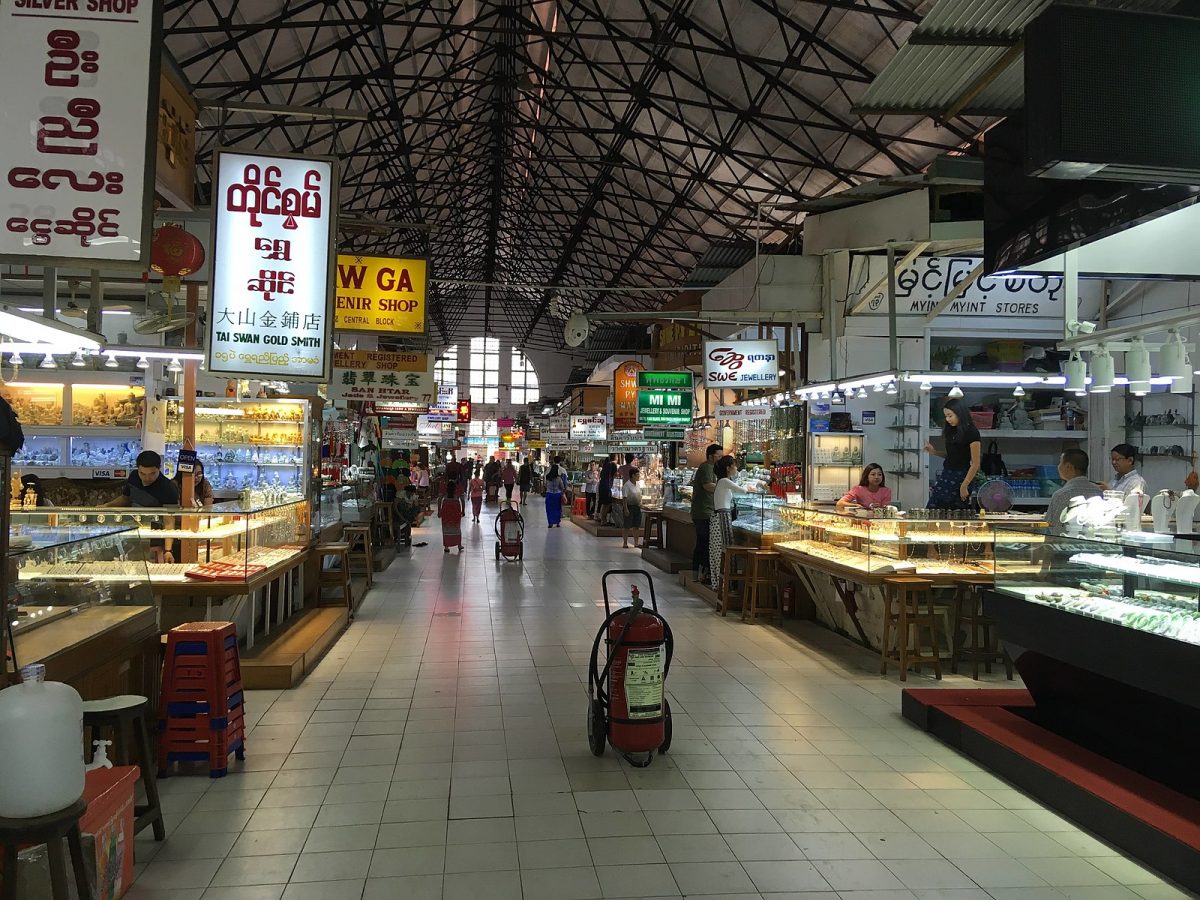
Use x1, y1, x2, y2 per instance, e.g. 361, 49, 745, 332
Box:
704, 340, 780, 388
206, 149, 338, 382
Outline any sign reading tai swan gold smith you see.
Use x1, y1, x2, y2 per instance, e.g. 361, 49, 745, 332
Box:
335, 255, 427, 334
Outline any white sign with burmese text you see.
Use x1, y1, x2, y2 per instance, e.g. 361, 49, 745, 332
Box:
207, 150, 337, 381
704, 340, 781, 388
0, 0, 160, 264
570, 414, 608, 441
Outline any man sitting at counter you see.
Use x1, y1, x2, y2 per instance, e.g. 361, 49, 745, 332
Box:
1046, 449, 1102, 534
103, 450, 180, 562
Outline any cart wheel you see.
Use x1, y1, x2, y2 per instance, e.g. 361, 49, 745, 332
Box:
587, 698, 607, 756
495, 543, 500, 560
659, 699, 672, 753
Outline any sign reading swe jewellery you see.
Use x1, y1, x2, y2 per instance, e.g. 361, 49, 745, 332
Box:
704, 340, 780, 388
0, 0, 162, 265
335, 255, 427, 334
208, 150, 337, 381
328, 350, 434, 404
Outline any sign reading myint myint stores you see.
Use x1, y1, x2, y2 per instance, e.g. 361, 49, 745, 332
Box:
704, 340, 781, 388
207, 149, 338, 381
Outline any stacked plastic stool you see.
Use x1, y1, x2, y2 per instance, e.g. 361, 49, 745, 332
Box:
158, 621, 246, 778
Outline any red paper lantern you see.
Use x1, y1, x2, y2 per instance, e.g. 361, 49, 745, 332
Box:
150, 225, 205, 277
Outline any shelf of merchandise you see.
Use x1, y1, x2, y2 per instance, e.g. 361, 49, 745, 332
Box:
1070, 551, 1200, 589
978, 430, 1085, 439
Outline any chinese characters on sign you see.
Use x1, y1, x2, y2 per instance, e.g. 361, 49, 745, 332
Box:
207, 150, 337, 381
328, 350, 434, 405
335, 255, 427, 334
0, 0, 160, 264
613, 360, 645, 430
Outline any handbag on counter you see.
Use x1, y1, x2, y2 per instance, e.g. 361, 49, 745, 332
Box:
981, 440, 1008, 478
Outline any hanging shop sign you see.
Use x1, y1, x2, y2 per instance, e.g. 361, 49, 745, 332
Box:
570, 414, 608, 441
527, 439, 547, 449
637, 388, 693, 426
716, 404, 771, 420
637, 371, 693, 390
382, 426, 418, 448
704, 340, 781, 388
0, 0, 162, 266
417, 415, 446, 438
456, 399, 472, 423
613, 360, 646, 430
643, 427, 686, 441
328, 349, 434, 404
856, 256, 1065, 318
156, 64, 197, 210
207, 149, 337, 381
334, 255, 427, 334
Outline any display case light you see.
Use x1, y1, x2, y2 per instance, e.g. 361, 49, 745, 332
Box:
856, 387, 868, 399
167, 357, 183, 373
948, 384, 964, 399
104, 353, 119, 368
1013, 385, 1026, 398
71, 350, 86, 367
873, 382, 884, 392
1089, 346, 1114, 393
10, 354, 22, 370
885, 381, 898, 395
38, 353, 56, 369
136, 356, 150, 370
919, 380, 932, 392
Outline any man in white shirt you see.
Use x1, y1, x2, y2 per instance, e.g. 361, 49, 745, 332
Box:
1101, 443, 1147, 497
1046, 449, 1103, 535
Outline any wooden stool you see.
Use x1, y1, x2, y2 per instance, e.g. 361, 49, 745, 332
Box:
82, 695, 165, 840
343, 525, 374, 590
316, 543, 354, 613
952, 577, 1013, 680
373, 502, 395, 545
743, 550, 781, 623
0, 798, 91, 900
881, 576, 942, 681
642, 511, 666, 551
719, 546, 755, 617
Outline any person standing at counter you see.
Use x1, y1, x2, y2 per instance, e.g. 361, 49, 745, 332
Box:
837, 464, 892, 511
104, 450, 180, 562
583, 461, 599, 517
1101, 443, 1148, 497
708, 455, 751, 589
1047, 449, 1103, 534
172, 459, 215, 508
924, 397, 981, 509
596, 453, 617, 525
691, 443, 720, 583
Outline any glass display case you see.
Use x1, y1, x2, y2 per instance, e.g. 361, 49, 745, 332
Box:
11, 497, 310, 589
6, 523, 155, 669
318, 484, 352, 534
729, 492, 789, 546
164, 398, 310, 494
777, 505, 1046, 577
0, 381, 64, 426
808, 431, 864, 501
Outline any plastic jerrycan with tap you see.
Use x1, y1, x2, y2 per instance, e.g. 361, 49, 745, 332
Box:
0, 663, 85, 818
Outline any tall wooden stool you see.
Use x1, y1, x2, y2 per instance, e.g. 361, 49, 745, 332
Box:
642, 511, 666, 551
951, 576, 1013, 679
82, 695, 165, 840
316, 543, 354, 613
0, 798, 91, 900
343, 524, 375, 589
743, 550, 781, 623
881, 576, 942, 681
719, 546, 755, 616
373, 502, 395, 545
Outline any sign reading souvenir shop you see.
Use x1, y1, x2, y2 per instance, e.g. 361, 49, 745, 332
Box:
704, 340, 780, 388
334, 254, 427, 334
0, 0, 162, 266
637, 389, 693, 426
207, 149, 338, 381
327, 349, 434, 404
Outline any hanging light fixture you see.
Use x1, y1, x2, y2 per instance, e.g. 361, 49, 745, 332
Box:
71, 349, 86, 367
167, 357, 183, 373
1089, 345, 1114, 393
1159, 329, 1191, 383
948, 383, 964, 399
105, 352, 119, 368
1013, 385, 1026, 398
919, 380, 932, 392
39, 353, 56, 369
1064, 351, 1087, 393
1126, 336, 1152, 395
1172, 339, 1193, 394
9, 354, 22, 372
136, 355, 150, 370
856, 387, 868, 399
885, 380, 898, 395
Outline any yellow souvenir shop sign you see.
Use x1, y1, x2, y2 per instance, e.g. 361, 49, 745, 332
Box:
335, 255, 427, 334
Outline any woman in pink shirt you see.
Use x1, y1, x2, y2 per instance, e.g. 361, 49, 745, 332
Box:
837, 463, 893, 511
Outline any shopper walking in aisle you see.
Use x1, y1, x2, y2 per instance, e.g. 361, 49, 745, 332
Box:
469, 465, 485, 523
584, 461, 600, 517
924, 397, 982, 509
444, 452, 464, 509
517, 456, 533, 505
621, 467, 644, 549
417, 461, 432, 509
709, 455, 752, 589
501, 458, 517, 501
545, 463, 566, 527
691, 443, 720, 583
439, 482, 465, 552
596, 453, 617, 524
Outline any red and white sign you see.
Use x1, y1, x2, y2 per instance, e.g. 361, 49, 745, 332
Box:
716, 405, 771, 420
207, 150, 337, 381
704, 340, 780, 388
0, 0, 161, 265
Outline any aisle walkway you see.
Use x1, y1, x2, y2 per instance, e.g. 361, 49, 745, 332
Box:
131, 500, 1188, 900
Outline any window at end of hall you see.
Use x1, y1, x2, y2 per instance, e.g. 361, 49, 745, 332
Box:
511, 349, 540, 405
434, 345, 458, 391
469, 336, 499, 404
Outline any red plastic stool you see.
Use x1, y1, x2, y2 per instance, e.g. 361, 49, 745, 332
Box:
158, 621, 246, 778
572, 496, 586, 516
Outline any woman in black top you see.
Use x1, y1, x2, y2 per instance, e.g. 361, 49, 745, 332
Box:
924, 397, 982, 509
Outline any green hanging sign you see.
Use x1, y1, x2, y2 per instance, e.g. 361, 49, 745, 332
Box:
637, 388, 693, 425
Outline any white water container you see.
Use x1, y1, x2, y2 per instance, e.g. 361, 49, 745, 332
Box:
0, 664, 85, 818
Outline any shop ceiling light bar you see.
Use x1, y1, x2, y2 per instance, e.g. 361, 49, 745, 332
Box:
0, 306, 103, 349
1059, 308, 1200, 352
902, 372, 1068, 386
99, 347, 204, 361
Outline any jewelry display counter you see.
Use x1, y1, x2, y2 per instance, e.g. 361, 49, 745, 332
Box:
6, 525, 158, 700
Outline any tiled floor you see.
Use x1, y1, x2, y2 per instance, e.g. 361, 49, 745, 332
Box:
130, 499, 1192, 899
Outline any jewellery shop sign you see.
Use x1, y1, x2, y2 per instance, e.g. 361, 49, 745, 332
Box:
0, 0, 161, 266
328, 350, 435, 405
704, 340, 781, 388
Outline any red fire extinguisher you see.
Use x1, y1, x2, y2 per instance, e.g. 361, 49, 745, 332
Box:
587, 570, 674, 767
